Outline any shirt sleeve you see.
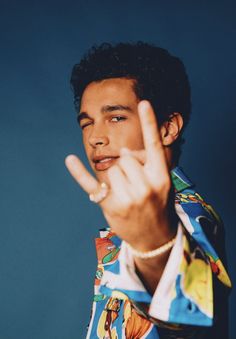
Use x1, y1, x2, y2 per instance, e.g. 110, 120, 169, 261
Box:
99, 221, 216, 326
119, 221, 184, 321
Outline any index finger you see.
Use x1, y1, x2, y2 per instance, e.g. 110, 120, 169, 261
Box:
65, 154, 99, 194
138, 100, 167, 169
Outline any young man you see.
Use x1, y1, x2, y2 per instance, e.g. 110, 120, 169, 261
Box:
65, 42, 231, 338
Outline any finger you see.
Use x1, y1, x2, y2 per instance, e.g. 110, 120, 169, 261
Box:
118, 154, 150, 196
66, 154, 116, 210
65, 154, 99, 194
120, 147, 146, 165
107, 165, 133, 205
138, 100, 168, 167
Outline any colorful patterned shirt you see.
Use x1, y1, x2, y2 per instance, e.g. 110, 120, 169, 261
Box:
86, 167, 231, 338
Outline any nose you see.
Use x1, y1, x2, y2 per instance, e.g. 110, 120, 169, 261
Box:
88, 123, 109, 148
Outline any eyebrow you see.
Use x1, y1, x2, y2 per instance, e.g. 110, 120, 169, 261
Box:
77, 104, 132, 124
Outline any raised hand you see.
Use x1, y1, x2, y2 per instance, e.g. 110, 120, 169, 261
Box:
65, 100, 176, 252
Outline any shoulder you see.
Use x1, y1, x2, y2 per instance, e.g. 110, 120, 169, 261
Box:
171, 166, 225, 247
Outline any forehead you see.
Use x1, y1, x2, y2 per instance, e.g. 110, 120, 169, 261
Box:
80, 78, 139, 109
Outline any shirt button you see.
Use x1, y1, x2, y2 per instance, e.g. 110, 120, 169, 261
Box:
188, 302, 196, 313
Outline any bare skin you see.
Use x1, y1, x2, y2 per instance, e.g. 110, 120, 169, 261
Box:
65, 78, 184, 295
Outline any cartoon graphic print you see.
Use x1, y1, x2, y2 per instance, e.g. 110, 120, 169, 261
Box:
175, 191, 221, 225
97, 298, 121, 338
97, 297, 154, 338
95, 234, 120, 287
180, 237, 213, 317
175, 191, 231, 288
123, 300, 154, 338
95, 235, 120, 266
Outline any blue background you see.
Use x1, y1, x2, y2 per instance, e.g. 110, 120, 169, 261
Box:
0, 0, 235, 338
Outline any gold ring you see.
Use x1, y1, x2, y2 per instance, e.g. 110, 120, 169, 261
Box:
89, 182, 109, 203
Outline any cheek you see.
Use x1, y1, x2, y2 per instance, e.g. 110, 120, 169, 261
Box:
123, 124, 144, 150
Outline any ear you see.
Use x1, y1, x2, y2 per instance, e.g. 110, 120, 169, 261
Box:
160, 113, 184, 146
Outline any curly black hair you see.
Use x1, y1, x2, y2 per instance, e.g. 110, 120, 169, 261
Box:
70, 42, 191, 162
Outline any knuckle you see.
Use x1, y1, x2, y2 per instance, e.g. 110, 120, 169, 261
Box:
162, 176, 171, 190
143, 186, 153, 199
126, 199, 135, 210
136, 187, 153, 205
119, 202, 133, 218
149, 139, 159, 148
153, 176, 171, 192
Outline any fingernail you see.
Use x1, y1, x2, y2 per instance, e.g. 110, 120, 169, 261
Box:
139, 100, 150, 111
65, 154, 76, 166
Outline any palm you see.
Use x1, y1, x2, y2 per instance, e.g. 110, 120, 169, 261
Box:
65, 100, 173, 250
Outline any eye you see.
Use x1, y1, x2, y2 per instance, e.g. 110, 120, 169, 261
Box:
110, 116, 127, 122
80, 120, 93, 130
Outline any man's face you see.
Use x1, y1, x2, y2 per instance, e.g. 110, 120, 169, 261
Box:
78, 78, 145, 183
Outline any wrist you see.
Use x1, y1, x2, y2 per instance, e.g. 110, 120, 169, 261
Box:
129, 211, 178, 253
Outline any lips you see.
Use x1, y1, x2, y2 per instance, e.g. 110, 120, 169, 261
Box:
92, 155, 119, 171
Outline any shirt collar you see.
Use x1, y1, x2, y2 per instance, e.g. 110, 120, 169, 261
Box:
171, 166, 194, 192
